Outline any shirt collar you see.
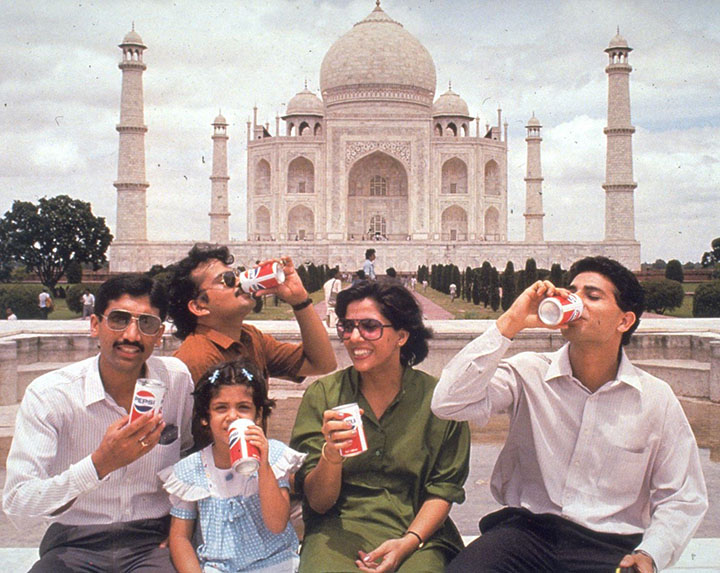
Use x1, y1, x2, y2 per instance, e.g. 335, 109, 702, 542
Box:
544, 343, 643, 392
195, 323, 238, 350
85, 354, 108, 407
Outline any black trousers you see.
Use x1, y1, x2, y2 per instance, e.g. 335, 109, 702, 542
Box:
30, 517, 174, 573
446, 508, 643, 573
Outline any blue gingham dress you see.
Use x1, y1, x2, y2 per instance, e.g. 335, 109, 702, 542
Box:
160, 440, 304, 572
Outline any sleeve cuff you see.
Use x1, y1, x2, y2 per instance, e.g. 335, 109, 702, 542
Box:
424, 483, 466, 505
75, 454, 107, 488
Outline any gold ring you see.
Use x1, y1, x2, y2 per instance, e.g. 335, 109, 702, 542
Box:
140, 440, 149, 448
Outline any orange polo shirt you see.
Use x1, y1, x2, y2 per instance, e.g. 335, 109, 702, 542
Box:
174, 323, 306, 387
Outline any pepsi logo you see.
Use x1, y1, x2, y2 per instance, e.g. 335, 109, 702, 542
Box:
133, 390, 156, 413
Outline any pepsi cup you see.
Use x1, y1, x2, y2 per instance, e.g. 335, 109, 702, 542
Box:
129, 378, 167, 423
332, 403, 368, 457
538, 294, 584, 326
239, 261, 286, 294
228, 419, 261, 474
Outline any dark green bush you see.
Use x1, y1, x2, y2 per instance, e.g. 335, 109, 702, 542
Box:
665, 259, 684, 283
693, 281, 720, 317
642, 279, 685, 314
0, 285, 46, 319
66, 260, 83, 284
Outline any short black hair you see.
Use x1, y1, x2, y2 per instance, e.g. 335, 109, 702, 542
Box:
568, 256, 644, 346
192, 358, 275, 449
335, 281, 432, 366
166, 244, 235, 340
365, 248, 376, 259
385, 267, 397, 277
94, 274, 167, 320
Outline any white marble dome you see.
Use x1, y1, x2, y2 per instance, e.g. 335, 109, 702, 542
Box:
319, 3, 436, 103
608, 32, 629, 49
285, 88, 324, 117
433, 88, 470, 117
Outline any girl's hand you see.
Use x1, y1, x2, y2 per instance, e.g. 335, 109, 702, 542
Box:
244, 423, 269, 465
355, 536, 417, 572
321, 408, 363, 463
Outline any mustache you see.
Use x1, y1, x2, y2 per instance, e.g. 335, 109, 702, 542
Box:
114, 340, 145, 352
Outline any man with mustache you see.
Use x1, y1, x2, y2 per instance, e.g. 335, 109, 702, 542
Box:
432, 256, 708, 573
3, 274, 194, 572
166, 244, 336, 389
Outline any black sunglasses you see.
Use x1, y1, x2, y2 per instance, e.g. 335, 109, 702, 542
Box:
336, 318, 393, 341
199, 270, 240, 296
101, 309, 163, 336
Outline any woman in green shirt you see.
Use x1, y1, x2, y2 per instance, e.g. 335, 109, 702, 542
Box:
291, 281, 471, 572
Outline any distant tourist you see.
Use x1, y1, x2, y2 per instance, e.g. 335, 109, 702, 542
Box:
81, 289, 95, 319
38, 288, 53, 319
351, 269, 366, 287
449, 283, 457, 302
6, 307, 17, 321
383, 267, 402, 287
363, 249, 376, 281
322, 268, 342, 327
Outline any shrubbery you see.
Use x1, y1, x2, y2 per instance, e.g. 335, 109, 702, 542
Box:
693, 281, 720, 317
642, 279, 685, 314
0, 285, 46, 319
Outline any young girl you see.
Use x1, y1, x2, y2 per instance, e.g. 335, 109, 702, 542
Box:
160, 359, 305, 572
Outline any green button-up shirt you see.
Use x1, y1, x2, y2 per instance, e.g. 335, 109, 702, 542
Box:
291, 366, 470, 568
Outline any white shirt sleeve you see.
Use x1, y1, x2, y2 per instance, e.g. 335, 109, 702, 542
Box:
635, 395, 709, 570
2, 388, 103, 523
431, 323, 518, 424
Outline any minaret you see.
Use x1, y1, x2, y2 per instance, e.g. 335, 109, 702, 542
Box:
524, 113, 544, 242
114, 26, 149, 242
209, 113, 230, 244
603, 29, 636, 241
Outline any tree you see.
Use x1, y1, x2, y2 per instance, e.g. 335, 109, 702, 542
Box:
0, 195, 112, 289
479, 261, 492, 307
642, 280, 685, 314
501, 261, 516, 310
524, 258, 538, 287
701, 237, 720, 268
665, 259, 684, 283
550, 263, 563, 287
693, 281, 720, 317
489, 267, 500, 311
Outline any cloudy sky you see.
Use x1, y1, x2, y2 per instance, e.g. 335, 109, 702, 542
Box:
1, 0, 718, 264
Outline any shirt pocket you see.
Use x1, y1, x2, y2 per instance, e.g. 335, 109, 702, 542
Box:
597, 444, 651, 504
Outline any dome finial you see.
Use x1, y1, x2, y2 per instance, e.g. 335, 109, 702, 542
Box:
376, 0, 381, 8
132, 21, 135, 31
304, 78, 308, 90
617, 25, 620, 35
448, 80, 452, 91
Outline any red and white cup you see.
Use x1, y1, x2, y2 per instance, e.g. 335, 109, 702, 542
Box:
129, 378, 167, 423
332, 402, 368, 457
538, 294, 584, 326
228, 419, 261, 474
239, 261, 286, 294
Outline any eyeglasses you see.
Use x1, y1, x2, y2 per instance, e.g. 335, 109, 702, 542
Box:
199, 270, 240, 295
336, 318, 393, 341
101, 310, 163, 336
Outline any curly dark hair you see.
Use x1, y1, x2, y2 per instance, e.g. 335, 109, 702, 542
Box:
335, 281, 432, 367
166, 244, 235, 340
568, 256, 645, 346
192, 358, 276, 449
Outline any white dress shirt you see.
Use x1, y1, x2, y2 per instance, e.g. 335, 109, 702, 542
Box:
431, 323, 708, 571
3, 354, 194, 527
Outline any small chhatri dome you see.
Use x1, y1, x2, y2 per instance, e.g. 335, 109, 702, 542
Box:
122, 27, 145, 46
320, 2, 436, 104
213, 112, 227, 125
608, 27, 629, 49
433, 86, 470, 118
527, 113, 541, 127
284, 87, 324, 117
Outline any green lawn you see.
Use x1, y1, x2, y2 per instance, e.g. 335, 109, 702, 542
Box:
47, 297, 82, 320
418, 287, 503, 320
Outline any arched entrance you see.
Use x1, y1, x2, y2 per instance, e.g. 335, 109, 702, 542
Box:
347, 151, 408, 240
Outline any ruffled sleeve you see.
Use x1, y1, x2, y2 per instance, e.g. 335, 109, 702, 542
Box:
268, 440, 306, 489
158, 451, 211, 520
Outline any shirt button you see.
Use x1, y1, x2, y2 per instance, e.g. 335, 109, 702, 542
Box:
375, 449, 383, 457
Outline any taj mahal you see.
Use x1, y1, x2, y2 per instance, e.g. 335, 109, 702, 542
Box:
108, 1, 641, 273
